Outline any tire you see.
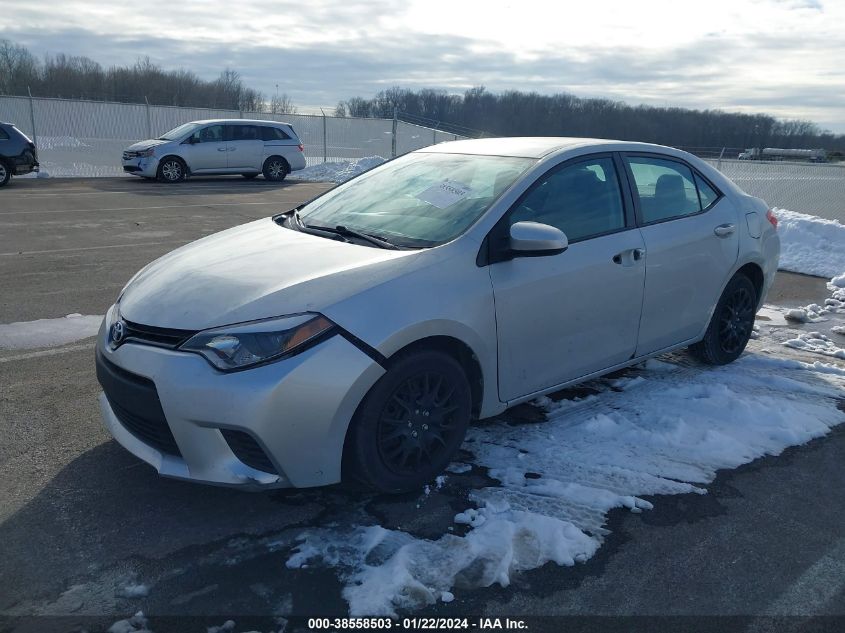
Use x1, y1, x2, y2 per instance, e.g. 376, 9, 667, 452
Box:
690, 273, 757, 365
262, 156, 289, 181
344, 350, 472, 494
0, 160, 10, 188
242, 173, 259, 180
157, 157, 187, 183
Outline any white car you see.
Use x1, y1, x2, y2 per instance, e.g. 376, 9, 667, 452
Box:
97, 137, 780, 493
121, 119, 307, 182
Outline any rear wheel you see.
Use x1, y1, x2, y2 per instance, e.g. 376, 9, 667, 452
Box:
690, 273, 757, 365
0, 161, 10, 187
157, 157, 186, 183
344, 350, 472, 493
262, 156, 289, 181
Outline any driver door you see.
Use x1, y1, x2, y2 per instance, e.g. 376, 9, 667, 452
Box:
488, 154, 647, 402
181, 124, 228, 172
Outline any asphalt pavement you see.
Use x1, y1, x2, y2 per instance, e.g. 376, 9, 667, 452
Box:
1, 177, 844, 633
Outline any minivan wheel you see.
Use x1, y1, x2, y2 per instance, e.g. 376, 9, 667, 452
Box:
0, 161, 10, 187
690, 273, 757, 365
344, 350, 472, 494
262, 156, 289, 181
157, 157, 186, 182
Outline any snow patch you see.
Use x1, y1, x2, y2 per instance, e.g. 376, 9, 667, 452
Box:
0, 314, 102, 350
292, 156, 385, 183
108, 611, 152, 633
287, 354, 845, 616
784, 332, 845, 360
120, 583, 149, 598
775, 208, 845, 278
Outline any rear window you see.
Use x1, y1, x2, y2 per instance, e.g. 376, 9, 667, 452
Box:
0, 128, 9, 141
261, 126, 292, 141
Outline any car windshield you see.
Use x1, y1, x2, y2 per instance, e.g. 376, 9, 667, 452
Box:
297, 152, 536, 248
158, 122, 202, 140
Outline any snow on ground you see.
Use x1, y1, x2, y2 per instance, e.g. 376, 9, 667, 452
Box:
776, 208, 845, 278
287, 353, 845, 616
785, 332, 845, 360
0, 313, 102, 350
290, 156, 385, 183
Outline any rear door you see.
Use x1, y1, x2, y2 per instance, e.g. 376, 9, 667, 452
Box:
181, 124, 227, 171
226, 124, 264, 170
623, 154, 739, 355
488, 154, 647, 401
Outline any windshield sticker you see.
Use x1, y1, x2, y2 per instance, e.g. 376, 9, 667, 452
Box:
416, 180, 472, 208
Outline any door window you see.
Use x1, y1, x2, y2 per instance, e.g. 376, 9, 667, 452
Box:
509, 156, 626, 242
229, 125, 261, 141
626, 156, 714, 223
189, 125, 224, 143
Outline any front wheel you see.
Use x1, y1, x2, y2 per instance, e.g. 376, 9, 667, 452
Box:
344, 350, 472, 493
157, 157, 186, 183
690, 273, 757, 365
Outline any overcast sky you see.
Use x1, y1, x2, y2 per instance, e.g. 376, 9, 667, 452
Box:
1, 0, 843, 132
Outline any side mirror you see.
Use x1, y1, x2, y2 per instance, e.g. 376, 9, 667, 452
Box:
509, 221, 568, 256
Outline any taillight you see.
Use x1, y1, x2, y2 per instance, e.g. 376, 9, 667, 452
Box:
298, 144, 304, 152
766, 209, 778, 228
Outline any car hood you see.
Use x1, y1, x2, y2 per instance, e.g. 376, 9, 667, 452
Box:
125, 139, 171, 152
118, 218, 417, 330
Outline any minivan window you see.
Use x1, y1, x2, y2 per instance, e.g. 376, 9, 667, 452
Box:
261, 126, 291, 141
189, 125, 224, 143
509, 156, 626, 242
626, 156, 703, 223
229, 125, 261, 141
0, 128, 8, 141
158, 122, 201, 140
297, 152, 536, 248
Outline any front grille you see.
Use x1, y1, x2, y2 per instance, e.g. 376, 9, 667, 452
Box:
96, 351, 182, 458
123, 319, 197, 349
123, 151, 136, 160
221, 429, 278, 474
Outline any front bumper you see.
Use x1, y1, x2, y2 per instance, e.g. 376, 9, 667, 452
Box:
122, 156, 159, 177
95, 315, 385, 489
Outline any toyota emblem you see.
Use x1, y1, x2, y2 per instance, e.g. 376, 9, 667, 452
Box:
111, 320, 126, 345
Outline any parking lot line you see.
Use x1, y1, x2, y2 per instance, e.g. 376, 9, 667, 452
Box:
0, 240, 189, 257
3, 182, 316, 197
0, 342, 94, 363
0, 201, 285, 216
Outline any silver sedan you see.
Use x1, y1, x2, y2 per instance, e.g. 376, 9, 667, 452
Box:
96, 137, 780, 493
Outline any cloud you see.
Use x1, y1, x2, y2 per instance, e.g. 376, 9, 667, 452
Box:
0, 0, 843, 132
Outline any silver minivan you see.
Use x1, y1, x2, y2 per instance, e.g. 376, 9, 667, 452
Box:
121, 119, 307, 182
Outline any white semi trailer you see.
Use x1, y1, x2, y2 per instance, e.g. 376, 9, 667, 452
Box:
738, 147, 827, 162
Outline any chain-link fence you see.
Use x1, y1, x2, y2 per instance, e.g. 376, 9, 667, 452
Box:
678, 147, 845, 222
0, 95, 466, 178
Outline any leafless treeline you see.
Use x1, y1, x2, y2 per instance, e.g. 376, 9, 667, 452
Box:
337, 87, 845, 153
0, 40, 296, 114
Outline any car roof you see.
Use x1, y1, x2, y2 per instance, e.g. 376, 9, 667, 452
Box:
189, 119, 293, 126
419, 137, 685, 159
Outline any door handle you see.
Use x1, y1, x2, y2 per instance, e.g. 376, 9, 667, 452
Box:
714, 223, 735, 237
217, 147, 227, 152
613, 248, 645, 265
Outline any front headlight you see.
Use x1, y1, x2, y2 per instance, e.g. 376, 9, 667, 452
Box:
138, 148, 155, 158
179, 314, 335, 371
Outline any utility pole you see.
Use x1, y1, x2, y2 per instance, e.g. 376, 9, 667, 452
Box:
27, 87, 38, 147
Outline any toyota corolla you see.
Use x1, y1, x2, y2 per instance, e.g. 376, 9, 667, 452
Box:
96, 137, 780, 493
